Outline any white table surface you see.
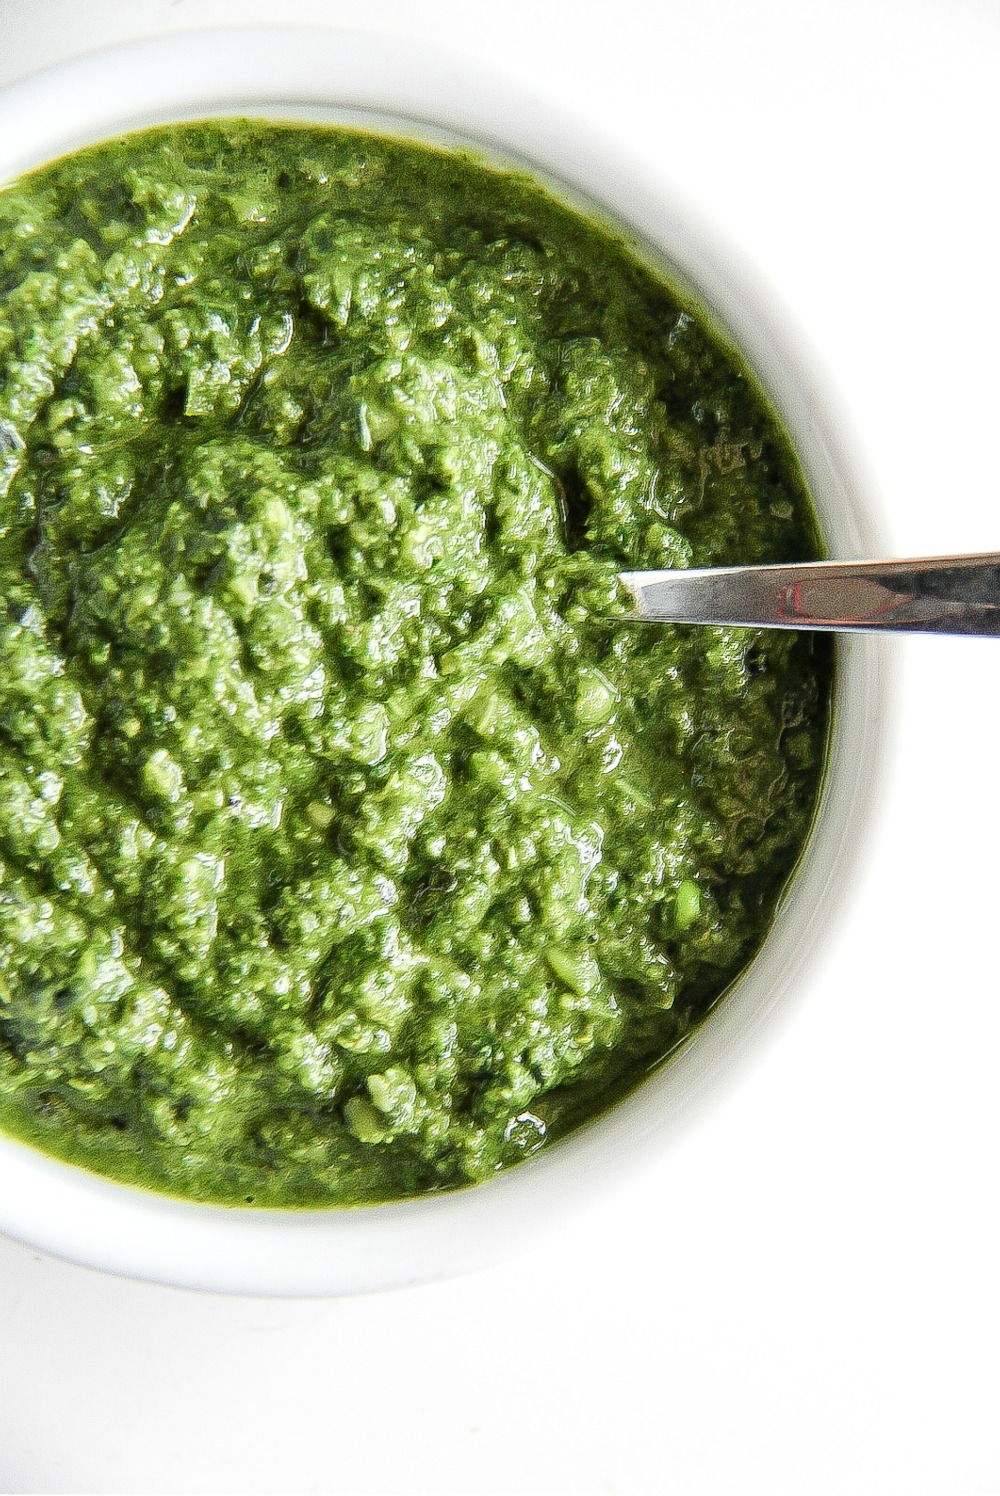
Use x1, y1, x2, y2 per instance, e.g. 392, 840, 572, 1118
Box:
0, 2, 998, 1492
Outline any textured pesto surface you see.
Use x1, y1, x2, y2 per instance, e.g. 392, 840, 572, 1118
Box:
0, 121, 829, 1205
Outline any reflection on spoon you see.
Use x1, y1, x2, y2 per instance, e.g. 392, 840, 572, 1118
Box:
620, 554, 1000, 636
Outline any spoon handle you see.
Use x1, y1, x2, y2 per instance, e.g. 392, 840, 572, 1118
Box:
620, 554, 1000, 636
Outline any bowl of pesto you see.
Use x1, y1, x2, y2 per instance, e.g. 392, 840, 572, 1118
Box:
0, 27, 883, 1294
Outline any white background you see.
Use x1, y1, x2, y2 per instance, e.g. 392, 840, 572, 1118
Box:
0, 1, 998, 1492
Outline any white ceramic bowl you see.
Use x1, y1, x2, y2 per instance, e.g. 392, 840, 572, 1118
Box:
0, 25, 886, 1296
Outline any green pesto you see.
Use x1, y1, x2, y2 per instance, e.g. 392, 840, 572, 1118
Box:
0, 121, 830, 1206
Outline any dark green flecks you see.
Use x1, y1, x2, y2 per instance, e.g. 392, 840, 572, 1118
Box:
0, 121, 830, 1205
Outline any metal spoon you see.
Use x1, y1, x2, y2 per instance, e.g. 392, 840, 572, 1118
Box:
620, 554, 1000, 636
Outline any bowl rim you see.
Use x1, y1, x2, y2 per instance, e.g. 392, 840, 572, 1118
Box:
0, 23, 890, 1296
